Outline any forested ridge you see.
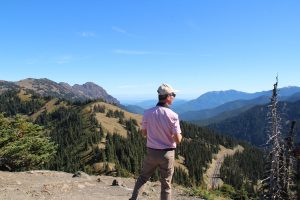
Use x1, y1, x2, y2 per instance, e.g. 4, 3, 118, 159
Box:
208, 100, 300, 146
0, 89, 46, 116
0, 88, 277, 199
35, 106, 102, 172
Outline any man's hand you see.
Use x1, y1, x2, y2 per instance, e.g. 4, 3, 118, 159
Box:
172, 133, 182, 144
142, 129, 147, 137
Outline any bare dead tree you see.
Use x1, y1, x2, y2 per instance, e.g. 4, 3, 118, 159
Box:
262, 77, 286, 199
261, 77, 297, 200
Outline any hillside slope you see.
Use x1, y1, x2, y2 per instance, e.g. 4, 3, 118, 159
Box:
85, 101, 142, 137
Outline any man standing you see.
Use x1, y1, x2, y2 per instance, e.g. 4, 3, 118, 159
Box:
130, 83, 183, 200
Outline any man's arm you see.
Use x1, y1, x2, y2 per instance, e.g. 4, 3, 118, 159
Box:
172, 133, 182, 144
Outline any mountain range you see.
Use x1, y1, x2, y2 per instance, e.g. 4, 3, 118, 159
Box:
173, 87, 300, 114
180, 91, 300, 123
2, 77, 300, 147
0, 78, 119, 104
126, 85, 300, 146
126, 87, 300, 125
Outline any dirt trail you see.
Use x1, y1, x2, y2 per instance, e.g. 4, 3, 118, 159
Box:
0, 170, 202, 200
203, 145, 244, 190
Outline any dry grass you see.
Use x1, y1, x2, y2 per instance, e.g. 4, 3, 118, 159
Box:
93, 162, 116, 173
30, 99, 68, 121
96, 112, 129, 137
17, 89, 32, 101
174, 155, 189, 175
98, 142, 106, 150
86, 102, 142, 138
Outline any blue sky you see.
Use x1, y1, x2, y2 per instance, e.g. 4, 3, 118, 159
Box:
1, 1, 300, 102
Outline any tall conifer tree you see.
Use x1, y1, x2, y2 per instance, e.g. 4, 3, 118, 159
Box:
262, 77, 297, 200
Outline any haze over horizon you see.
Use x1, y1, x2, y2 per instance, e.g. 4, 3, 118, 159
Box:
1, 1, 300, 101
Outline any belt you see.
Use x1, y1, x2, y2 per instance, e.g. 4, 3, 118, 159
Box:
148, 147, 175, 151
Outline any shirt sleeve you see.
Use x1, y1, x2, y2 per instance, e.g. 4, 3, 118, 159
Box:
170, 113, 181, 135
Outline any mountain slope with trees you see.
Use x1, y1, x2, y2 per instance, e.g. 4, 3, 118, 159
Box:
0, 87, 266, 199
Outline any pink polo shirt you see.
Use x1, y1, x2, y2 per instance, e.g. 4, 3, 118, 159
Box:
142, 106, 181, 149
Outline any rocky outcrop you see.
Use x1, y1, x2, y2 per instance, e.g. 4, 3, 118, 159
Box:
72, 82, 119, 104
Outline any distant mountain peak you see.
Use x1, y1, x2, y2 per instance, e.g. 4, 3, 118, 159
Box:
74, 82, 105, 90
83, 81, 98, 85
2, 78, 119, 104
72, 82, 119, 104
59, 82, 71, 86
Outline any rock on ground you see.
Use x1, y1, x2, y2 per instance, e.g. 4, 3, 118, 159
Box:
0, 170, 202, 200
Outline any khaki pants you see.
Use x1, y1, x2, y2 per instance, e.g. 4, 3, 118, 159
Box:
130, 148, 175, 200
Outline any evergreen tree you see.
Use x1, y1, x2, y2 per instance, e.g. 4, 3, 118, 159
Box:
0, 113, 57, 171
35, 106, 103, 173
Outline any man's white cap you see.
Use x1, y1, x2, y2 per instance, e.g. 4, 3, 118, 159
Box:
157, 83, 178, 95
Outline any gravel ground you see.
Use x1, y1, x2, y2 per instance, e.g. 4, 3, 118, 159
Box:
0, 170, 203, 200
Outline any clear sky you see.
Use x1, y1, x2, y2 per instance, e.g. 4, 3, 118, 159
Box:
1, 0, 300, 102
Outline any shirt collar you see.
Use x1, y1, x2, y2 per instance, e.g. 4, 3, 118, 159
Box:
156, 101, 169, 108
